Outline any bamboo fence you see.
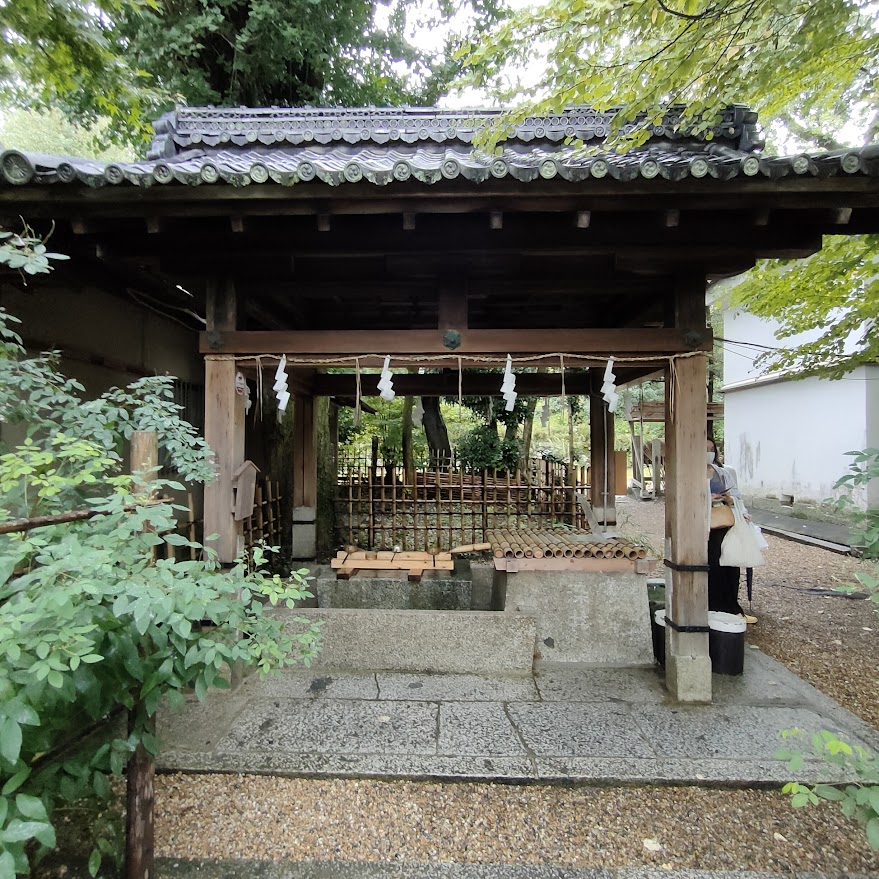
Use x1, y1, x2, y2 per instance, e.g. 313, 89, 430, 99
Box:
336, 457, 589, 551
243, 477, 283, 550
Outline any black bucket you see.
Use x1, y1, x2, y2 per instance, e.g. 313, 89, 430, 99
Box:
651, 608, 667, 666
708, 611, 746, 675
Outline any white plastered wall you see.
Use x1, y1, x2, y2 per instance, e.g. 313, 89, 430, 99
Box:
722, 307, 873, 508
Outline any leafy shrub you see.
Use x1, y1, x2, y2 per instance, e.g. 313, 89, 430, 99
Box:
457, 425, 519, 474
777, 730, 879, 850
0, 309, 320, 876
834, 448, 879, 559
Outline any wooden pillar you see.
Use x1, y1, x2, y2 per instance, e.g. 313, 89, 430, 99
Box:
291, 394, 318, 559
589, 382, 616, 525
664, 352, 711, 702
203, 278, 245, 564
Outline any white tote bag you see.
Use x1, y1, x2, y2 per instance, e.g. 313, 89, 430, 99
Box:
720, 497, 766, 568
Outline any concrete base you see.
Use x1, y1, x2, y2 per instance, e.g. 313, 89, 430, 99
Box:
275, 607, 537, 674
291, 506, 316, 559
665, 653, 713, 703
500, 570, 653, 666
315, 563, 471, 610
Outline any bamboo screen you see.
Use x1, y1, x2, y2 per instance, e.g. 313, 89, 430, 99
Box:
336, 457, 588, 551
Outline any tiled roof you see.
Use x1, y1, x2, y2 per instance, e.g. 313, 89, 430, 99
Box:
1, 105, 878, 189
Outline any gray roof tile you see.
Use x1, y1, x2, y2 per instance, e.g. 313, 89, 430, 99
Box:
1, 107, 878, 189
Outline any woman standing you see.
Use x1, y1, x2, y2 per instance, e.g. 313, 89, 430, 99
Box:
707, 439, 756, 622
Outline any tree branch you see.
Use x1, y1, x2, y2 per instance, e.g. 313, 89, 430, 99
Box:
776, 111, 846, 151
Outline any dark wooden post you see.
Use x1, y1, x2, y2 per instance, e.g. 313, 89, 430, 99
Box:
291, 395, 318, 558
127, 430, 157, 879
589, 381, 616, 526
664, 274, 711, 702
204, 279, 245, 563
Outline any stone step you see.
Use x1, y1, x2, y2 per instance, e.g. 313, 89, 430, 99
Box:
271, 607, 536, 674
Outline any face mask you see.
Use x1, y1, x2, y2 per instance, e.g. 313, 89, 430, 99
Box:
707, 452, 716, 464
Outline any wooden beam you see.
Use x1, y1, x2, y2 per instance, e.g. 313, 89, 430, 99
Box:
664, 353, 711, 702
753, 208, 771, 226
589, 392, 616, 523
403, 212, 416, 230
662, 209, 680, 228
146, 216, 161, 234
317, 214, 331, 232
489, 211, 503, 230
230, 215, 245, 233
71, 218, 90, 235
200, 328, 711, 358
832, 207, 853, 225
438, 283, 468, 330
575, 211, 591, 229
673, 274, 709, 338
293, 396, 317, 509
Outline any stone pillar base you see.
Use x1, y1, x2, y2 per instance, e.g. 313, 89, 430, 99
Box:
291, 506, 316, 559
665, 650, 712, 703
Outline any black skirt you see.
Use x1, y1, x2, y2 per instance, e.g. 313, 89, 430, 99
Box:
708, 526, 743, 614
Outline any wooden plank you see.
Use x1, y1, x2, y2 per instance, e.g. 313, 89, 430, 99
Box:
200, 328, 712, 357
330, 558, 455, 571
407, 568, 424, 582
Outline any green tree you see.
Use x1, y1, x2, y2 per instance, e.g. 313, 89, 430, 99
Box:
459, 0, 878, 150
0, 108, 134, 162
1, 0, 506, 146
113, 0, 506, 112
459, 1, 878, 378
0, 0, 162, 145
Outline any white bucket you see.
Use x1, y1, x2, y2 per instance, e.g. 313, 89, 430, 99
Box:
708, 611, 746, 634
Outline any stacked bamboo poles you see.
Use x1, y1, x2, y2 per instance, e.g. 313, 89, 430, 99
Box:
485, 528, 648, 561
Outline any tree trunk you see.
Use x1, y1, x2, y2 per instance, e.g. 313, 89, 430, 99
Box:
421, 396, 451, 469
402, 396, 415, 489
520, 397, 538, 476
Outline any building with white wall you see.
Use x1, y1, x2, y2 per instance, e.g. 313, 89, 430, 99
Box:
720, 305, 878, 509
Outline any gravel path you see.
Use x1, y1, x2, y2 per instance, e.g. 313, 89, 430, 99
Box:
141, 498, 879, 874
154, 776, 879, 873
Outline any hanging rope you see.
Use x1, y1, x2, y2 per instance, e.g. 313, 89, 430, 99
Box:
204, 350, 705, 369
354, 357, 362, 427
458, 356, 463, 406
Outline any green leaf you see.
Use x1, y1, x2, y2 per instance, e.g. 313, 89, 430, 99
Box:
0, 851, 15, 879
1, 818, 54, 844
15, 794, 47, 821
868, 816, 879, 850
1, 768, 30, 796
88, 848, 102, 877
0, 718, 22, 765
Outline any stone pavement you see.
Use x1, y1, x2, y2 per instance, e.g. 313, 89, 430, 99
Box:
158, 650, 879, 786
748, 508, 853, 552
